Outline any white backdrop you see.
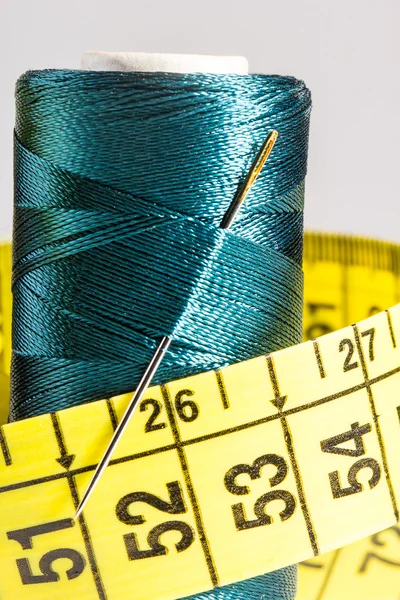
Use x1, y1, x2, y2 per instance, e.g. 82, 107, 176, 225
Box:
1, 0, 399, 241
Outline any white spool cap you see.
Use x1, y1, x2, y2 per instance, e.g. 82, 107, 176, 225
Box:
81, 52, 249, 74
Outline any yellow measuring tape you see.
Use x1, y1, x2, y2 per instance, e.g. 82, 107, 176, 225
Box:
0, 234, 399, 600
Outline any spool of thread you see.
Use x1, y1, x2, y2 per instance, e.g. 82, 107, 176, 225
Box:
12, 52, 311, 600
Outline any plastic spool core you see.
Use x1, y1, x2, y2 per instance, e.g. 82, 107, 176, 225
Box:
81, 51, 249, 74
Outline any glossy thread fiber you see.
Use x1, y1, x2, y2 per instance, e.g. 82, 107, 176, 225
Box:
13, 69, 311, 599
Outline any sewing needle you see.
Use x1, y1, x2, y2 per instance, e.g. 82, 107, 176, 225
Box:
74, 130, 278, 520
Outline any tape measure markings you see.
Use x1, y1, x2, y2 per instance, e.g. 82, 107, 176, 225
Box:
49, 413, 108, 599
385, 309, 397, 347
298, 525, 400, 600
51, 413, 76, 471
312, 340, 326, 379
357, 526, 400, 572
105, 399, 119, 432
353, 324, 399, 520
215, 370, 230, 410
1, 236, 400, 599
267, 354, 320, 555
314, 548, 342, 600
161, 384, 220, 587
1, 326, 400, 488
2, 353, 400, 496
0, 425, 12, 466
0, 305, 399, 599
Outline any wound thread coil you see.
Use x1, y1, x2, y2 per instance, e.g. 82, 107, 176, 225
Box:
11, 70, 311, 421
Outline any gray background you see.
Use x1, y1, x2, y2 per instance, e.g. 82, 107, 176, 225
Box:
1, 0, 399, 241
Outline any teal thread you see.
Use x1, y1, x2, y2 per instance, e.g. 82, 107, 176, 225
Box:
12, 69, 311, 599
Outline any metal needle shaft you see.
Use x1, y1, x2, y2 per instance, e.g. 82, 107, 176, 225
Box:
74, 336, 171, 520
74, 130, 278, 520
